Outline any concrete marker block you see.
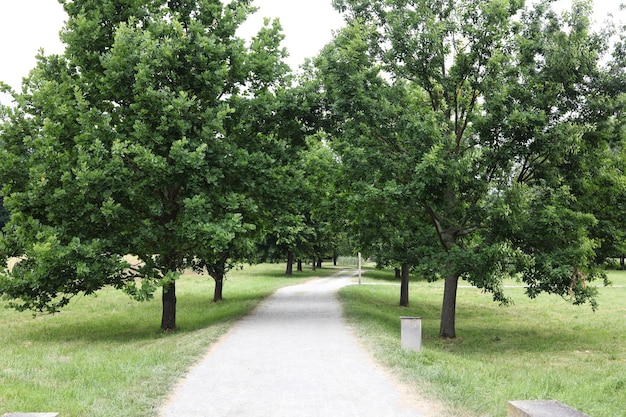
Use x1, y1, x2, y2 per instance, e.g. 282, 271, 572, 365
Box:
400, 316, 422, 352
508, 400, 591, 417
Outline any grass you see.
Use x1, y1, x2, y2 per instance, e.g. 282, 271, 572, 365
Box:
3, 261, 624, 416
0, 263, 336, 417
339, 268, 626, 417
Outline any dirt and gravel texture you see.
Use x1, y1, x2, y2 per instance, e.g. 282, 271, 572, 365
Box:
158, 269, 447, 417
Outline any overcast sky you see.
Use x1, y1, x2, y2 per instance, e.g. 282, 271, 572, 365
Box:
0, 0, 624, 105
0, 0, 344, 104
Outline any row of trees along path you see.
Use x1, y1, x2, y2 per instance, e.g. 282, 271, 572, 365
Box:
1, 0, 626, 339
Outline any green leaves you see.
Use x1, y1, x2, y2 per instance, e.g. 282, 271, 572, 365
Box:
322, 0, 620, 336
248, 18, 290, 90
0, 221, 129, 313
0, 0, 292, 329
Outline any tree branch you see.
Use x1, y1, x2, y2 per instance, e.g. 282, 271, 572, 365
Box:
424, 203, 452, 251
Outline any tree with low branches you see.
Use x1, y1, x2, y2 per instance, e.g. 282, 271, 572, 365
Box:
319, 0, 618, 337
0, 0, 290, 330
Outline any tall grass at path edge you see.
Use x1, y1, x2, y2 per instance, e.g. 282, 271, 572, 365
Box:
339, 268, 626, 417
0, 263, 338, 417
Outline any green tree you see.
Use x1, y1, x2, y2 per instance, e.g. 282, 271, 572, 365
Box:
565, 19, 626, 269
0, 0, 289, 330
299, 135, 344, 267
314, 23, 439, 306
323, 0, 614, 337
256, 150, 324, 276
254, 74, 338, 276
191, 16, 292, 302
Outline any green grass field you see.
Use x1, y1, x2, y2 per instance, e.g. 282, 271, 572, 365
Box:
3, 262, 624, 416
0, 263, 334, 417
339, 269, 626, 417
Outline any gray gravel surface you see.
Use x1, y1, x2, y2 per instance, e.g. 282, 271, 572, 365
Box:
158, 270, 438, 417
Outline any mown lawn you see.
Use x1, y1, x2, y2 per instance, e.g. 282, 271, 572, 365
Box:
0, 263, 335, 417
340, 269, 626, 417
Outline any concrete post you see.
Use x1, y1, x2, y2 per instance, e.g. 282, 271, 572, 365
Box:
400, 316, 422, 352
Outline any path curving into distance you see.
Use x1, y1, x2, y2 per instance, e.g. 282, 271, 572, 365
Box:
158, 270, 439, 417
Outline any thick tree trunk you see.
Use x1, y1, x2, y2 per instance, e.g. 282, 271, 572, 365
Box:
439, 273, 460, 338
297, 259, 303, 272
161, 282, 177, 331
286, 250, 294, 276
316, 258, 322, 269
400, 262, 409, 307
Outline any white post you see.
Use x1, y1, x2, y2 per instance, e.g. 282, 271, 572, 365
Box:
400, 317, 422, 352
358, 252, 362, 285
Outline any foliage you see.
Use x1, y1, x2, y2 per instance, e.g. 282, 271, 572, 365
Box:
312, 22, 438, 305
319, 0, 620, 337
0, 197, 9, 230
0, 0, 290, 330
298, 135, 344, 262
255, 75, 344, 272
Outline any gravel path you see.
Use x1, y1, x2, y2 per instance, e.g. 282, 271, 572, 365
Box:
158, 270, 438, 417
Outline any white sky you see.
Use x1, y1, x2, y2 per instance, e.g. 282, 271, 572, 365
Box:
0, 0, 624, 105
0, 0, 344, 105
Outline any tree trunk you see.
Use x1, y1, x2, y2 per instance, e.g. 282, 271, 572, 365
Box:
316, 258, 322, 269
311, 259, 316, 271
440, 273, 460, 338
621, 254, 625, 271
206, 255, 228, 302
213, 275, 224, 302
395, 268, 401, 279
333, 249, 338, 266
400, 262, 409, 307
286, 250, 294, 276
161, 282, 177, 331
297, 259, 303, 272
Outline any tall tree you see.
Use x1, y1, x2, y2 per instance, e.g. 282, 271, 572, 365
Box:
254, 73, 337, 275
0, 0, 289, 330
322, 0, 615, 337
565, 16, 626, 268
299, 135, 344, 267
315, 21, 448, 307
191, 16, 292, 302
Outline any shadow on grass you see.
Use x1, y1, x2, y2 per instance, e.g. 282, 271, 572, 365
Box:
8, 267, 343, 345
361, 267, 432, 283
12, 296, 260, 345
340, 280, 614, 358
243, 263, 343, 279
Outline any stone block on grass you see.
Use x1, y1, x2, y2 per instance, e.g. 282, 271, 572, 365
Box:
508, 400, 591, 417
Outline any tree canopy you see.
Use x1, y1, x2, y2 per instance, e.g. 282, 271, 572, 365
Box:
318, 0, 621, 337
0, 0, 291, 331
